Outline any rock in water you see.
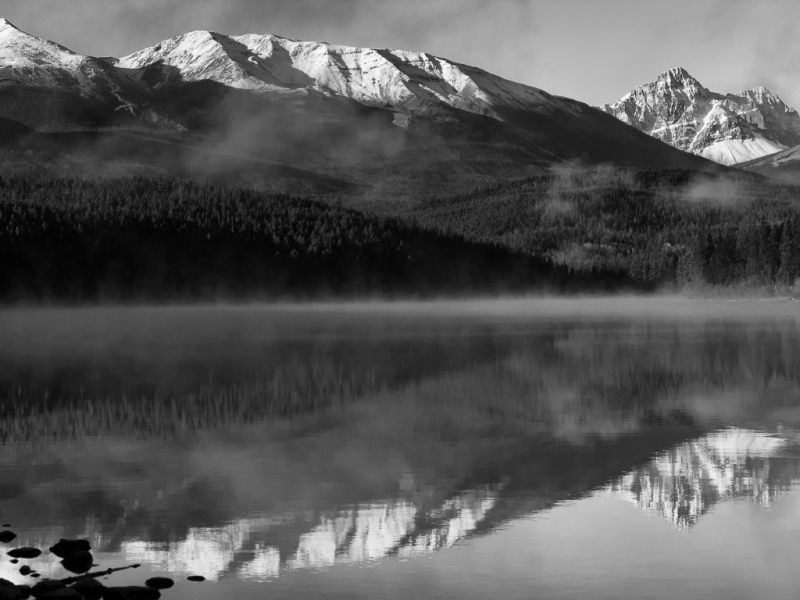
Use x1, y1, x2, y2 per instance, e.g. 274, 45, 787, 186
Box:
0, 580, 30, 600
37, 589, 84, 599
30, 580, 66, 598
143, 578, 173, 590
69, 578, 104, 600
102, 586, 160, 600
59, 551, 93, 574
186, 575, 205, 582
48, 540, 91, 559
0, 531, 17, 544
18, 566, 31, 576
7, 548, 41, 559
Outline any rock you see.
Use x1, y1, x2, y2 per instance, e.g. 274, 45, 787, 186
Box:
1, 524, 11, 528
0, 531, 17, 544
48, 541, 90, 560
10, 560, 18, 565
59, 552, 93, 574
30, 581, 66, 599
7, 548, 41, 559
18, 566, 31, 576
37, 590, 84, 600
143, 579, 172, 591
0, 584, 29, 600
102, 587, 160, 600
68, 579, 103, 600
186, 576, 205, 582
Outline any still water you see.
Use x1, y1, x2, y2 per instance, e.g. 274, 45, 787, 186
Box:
1, 299, 800, 599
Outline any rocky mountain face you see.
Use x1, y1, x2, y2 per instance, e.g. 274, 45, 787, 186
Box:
602, 67, 800, 165
0, 19, 721, 198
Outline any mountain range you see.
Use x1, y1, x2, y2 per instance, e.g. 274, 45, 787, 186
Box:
0, 18, 723, 199
602, 67, 800, 166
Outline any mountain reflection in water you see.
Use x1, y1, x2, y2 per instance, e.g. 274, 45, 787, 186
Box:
609, 427, 800, 529
0, 303, 799, 598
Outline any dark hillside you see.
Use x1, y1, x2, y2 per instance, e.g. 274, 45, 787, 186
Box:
0, 174, 644, 303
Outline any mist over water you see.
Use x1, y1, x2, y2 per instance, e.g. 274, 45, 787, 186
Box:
1, 298, 800, 599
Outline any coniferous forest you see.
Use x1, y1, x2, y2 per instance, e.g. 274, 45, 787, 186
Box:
2, 158, 800, 302
403, 167, 800, 294
0, 171, 642, 303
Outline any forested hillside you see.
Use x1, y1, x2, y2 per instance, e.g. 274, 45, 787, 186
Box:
402, 167, 800, 292
0, 173, 639, 302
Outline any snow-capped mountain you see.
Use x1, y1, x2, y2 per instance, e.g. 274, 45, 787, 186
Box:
114, 29, 562, 120
0, 18, 149, 127
0, 18, 722, 187
602, 68, 800, 165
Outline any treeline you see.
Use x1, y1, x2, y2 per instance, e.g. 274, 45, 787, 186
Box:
0, 174, 645, 302
404, 168, 800, 291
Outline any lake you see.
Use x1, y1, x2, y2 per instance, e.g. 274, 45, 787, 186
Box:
1, 298, 799, 599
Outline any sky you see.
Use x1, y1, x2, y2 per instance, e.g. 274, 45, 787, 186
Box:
6, 0, 800, 107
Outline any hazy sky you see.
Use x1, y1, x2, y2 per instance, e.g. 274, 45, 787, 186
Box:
6, 0, 800, 107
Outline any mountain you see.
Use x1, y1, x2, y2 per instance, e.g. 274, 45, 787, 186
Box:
0, 18, 166, 129
740, 144, 800, 184
0, 19, 722, 199
602, 67, 800, 166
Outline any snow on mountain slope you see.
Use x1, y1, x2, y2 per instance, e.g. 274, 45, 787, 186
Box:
602, 67, 800, 165
116, 29, 561, 119
0, 18, 142, 102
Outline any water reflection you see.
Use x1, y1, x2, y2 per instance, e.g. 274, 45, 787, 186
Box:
609, 427, 799, 529
1, 305, 800, 596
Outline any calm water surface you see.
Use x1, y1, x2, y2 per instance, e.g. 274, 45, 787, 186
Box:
1, 299, 800, 599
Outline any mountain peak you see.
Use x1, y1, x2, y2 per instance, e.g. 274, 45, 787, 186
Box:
656, 67, 703, 89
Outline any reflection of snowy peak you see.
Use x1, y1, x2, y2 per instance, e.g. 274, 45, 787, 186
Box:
609, 428, 788, 529
115, 29, 561, 119
602, 68, 800, 165
123, 485, 500, 581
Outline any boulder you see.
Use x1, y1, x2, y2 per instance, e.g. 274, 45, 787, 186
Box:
48, 541, 91, 560
142, 579, 173, 591
37, 590, 84, 600
30, 581, 66, 599
102, 587, 160, 600
7, 548, 41, 559
68, 579, 103, 600
0, 531, 17, 544
59, 552, 93, 575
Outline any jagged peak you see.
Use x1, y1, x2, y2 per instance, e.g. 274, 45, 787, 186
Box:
655, 66, 704, 89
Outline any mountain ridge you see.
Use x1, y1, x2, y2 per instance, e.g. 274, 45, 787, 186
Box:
602, 67, 800, 165
0, 19, 724, 198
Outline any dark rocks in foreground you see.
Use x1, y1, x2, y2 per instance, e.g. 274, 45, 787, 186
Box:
69, 578, 104, 600
103, 586, 161, 600
31, 580, 66, 598
49, 541, 91, 560
0, 579, 30, 600
37, 588, 84, 599
7, 548, 41, 559
60, 551, 93, 574
143, 578, 173, 591
186, 576, 205, 582
0, 532, 17, 544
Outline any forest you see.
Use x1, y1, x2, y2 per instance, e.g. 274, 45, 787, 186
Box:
0, 172, 639, 302
3, 160, 800, 301
403, 167, 800, 293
